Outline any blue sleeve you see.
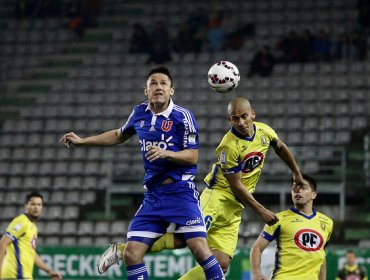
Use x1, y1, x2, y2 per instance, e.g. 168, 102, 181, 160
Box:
120, 108, 136, 136
183, 110, 199, 149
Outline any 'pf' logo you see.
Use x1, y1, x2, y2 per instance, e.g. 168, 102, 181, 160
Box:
294, 228, 324, 251
242, 151, 264, 173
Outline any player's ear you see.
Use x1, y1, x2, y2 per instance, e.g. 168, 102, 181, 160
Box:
251, 108, 256, 119
312, 191, 317, 200
144, 87, 148, 96
170, 87, 175, 95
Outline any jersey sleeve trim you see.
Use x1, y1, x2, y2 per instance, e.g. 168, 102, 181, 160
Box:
222, 165, 242, 174
261, 230, 274, 242
5, 232, 16, 241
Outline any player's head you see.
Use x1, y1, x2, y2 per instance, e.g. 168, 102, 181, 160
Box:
227, 97, 255, 137
291, 174, 317, 207
24, 191, 43, 220
345, 250, 358, 266
145, 66, 174, 107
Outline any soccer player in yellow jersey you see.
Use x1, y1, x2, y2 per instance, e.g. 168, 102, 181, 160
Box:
250, 175, 333, 280
98, 97, 304, 278
0, 191, 62, 280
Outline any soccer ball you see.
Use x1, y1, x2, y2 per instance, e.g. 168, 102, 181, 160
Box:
208, 61, 240, 93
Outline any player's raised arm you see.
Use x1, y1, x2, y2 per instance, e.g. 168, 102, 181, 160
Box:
250, 235, 269, 280
271, 138, 304, 185
59, 128, 130, 148
224, 172, 278, 226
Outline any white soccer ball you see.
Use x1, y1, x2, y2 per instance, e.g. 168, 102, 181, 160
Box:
208, 61, 240, 93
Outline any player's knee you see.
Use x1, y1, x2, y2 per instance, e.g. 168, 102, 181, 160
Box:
123, 248, 142, 265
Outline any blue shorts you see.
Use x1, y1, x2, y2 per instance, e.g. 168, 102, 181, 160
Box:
127, 181, 207, 246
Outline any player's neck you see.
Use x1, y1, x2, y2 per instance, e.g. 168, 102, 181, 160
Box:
295, 205, 313, 216
150, 101, 169, 114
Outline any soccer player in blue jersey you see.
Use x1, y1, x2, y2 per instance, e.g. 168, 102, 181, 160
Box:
59, 66, 225, 280
250, 175, 333, 280
0, 191, 62, 280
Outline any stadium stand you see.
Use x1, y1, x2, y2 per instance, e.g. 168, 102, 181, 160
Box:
0, 0, 370, 248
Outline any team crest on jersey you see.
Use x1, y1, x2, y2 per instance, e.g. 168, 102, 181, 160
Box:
161, 120, 173, 132
294, 228, 324, 252
261, 136, 268, 146
320, 222, 326, 231
241, 151, 264, 173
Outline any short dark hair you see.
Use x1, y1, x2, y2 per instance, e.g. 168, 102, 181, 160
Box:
291, 174, 317, 191
146, 66, 173, 87
25, 191, 43, 204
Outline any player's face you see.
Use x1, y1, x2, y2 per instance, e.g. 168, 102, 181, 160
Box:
291, 181, 317, 206
346, 252, 357, 265
228, 108, 255, 137
145, 73, 174, 107
25, 197, 43, 220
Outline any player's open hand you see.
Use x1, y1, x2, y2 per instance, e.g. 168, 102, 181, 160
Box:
252, 272, 267, 280
145, 146, 167, 162
49, 270, 62, 280
260, 209, 278, 226
59, 132, 82, 148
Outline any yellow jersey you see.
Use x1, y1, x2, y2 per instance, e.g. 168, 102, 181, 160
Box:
261, 208, 333, 280
2, 213, 38, 279
204, 122, 278, 203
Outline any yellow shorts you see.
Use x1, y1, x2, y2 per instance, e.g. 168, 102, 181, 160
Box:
200, 187, 244, 258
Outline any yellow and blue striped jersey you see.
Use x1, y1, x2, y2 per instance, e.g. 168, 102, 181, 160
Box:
261, 208, 333, 280
204, 122, 278, 203
2, 213, 38, 279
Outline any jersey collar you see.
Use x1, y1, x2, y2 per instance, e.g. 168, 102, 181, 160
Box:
145, 99, 174, 118
231, 123, 256, 141
290, 207, 316, 219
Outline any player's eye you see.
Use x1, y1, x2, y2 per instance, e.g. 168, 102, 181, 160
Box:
241, 114, 249, 120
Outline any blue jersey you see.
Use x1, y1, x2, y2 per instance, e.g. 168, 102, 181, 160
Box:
121, 99, 199, 188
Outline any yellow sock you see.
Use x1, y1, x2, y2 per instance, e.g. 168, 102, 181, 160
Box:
179, 265, 205, 280
150, 233, 175, 252
117, 243, 125, 260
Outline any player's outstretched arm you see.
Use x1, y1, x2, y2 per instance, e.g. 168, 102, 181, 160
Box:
59, 129, 130, 148
272, 139, 304, 185
35, 253, 62, 279
250, 235, 269, 280
225, 172, 278, 226
319, 259, 327, 280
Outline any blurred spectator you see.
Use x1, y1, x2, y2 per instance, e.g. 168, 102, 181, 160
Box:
333, 33, 359, 60
227, 22, 255, 50
336, 250, 368, 280
276, 30, 302, 63
248, 45, 275, 77
129, 23, 152, 54
186, 7, 209, 53
312, 29, 333, 61
173, 22, 197, 56
67, 13, 86, 39
205, 10, 226, 52
299, 29, 315, 62
147, 21, 172, 64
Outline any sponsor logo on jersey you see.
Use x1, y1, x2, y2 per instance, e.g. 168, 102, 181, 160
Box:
188, 134, 196, 144
186, 217, 202, 226
294, 228, 324, 251
161, 120, 173, 132
13, 223, 22, 232
140, 134, 174, 151
241, 151, 264, 173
